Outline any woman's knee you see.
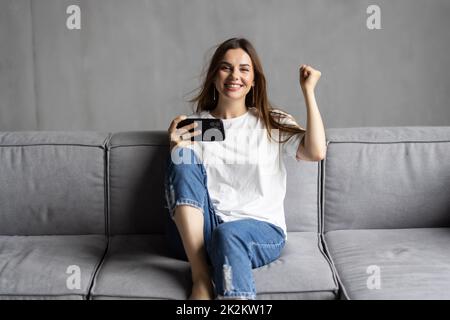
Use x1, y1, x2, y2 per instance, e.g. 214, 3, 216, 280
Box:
210, 223, 244, 252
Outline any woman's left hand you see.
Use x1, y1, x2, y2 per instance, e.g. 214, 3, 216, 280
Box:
299, 64, 321, 93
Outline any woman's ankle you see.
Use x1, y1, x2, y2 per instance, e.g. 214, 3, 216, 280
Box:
190, 262, 211, 283
190, 277, 215, 300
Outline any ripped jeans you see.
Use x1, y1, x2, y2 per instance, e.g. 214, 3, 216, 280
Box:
164, 147, 286, 300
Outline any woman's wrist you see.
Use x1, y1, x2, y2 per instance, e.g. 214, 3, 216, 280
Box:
302, 87, 315, 97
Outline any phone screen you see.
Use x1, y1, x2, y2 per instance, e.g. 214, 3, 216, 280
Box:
176, 118, 225, 141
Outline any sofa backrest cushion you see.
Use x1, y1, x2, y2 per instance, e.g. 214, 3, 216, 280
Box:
107, 131, 320, 234
284, 157, 320, 232
107, 131, 169, 235
0, 132, 108, 235
323, 127, 450, 232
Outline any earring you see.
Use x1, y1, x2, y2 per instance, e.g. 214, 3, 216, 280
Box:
213, 87, 216, 101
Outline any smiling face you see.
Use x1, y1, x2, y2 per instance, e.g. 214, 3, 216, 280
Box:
214, 48, 255, 103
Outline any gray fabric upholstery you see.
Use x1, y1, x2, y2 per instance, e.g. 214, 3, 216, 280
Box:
3, 127, 448, 300
325, 228, 450, 299
107, 131, 169, 235
323, 127, 450, 232
0, 131, 110, 146
284, 157, 320, 232
90, 233, 337, 300
0, 235, 107, 299
0, 132, 109, 299
322, 127, 450, 300
0, 131, 108, 235
325, 126, 450, 143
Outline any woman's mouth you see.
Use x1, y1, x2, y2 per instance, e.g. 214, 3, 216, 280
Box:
224, 83, 244, 91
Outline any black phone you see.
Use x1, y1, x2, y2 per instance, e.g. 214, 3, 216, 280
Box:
176, 118, 225, 142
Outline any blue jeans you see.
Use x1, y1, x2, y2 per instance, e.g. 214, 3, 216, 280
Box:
164, 147, 286, 300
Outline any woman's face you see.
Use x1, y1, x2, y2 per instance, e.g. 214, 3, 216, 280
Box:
214, 48, 255, 103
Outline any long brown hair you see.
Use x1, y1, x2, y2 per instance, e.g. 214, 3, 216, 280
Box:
189, 37, 305, 143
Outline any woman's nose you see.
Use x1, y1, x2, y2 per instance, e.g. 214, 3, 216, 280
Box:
230, 68, 239, 77
230, 71, 239, 80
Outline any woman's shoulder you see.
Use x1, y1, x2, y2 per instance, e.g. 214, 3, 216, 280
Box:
247, 106, 294, 125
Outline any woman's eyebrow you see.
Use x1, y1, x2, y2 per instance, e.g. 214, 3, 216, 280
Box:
220, 61, 251, 67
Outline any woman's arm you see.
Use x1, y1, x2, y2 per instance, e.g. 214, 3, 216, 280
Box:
296, 65, 327, 161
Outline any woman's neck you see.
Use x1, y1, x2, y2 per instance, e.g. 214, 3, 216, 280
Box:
211, 99, 248, 119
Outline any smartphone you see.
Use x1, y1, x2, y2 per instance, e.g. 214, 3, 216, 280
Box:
176, 118, 225, 142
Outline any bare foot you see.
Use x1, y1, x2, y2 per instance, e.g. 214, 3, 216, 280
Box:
189, 277, 214, 300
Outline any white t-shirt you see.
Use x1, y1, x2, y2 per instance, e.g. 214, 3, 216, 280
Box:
186, 107, 305, 239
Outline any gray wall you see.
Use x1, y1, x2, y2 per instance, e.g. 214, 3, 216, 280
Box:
1, 0, 450, 131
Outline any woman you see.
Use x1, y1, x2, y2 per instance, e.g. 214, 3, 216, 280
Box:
164, 37, 326, 300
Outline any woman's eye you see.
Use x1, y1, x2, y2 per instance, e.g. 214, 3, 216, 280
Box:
241, 69, 249, 72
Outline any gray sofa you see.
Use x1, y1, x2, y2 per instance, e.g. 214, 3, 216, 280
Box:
0, 127, 449, 300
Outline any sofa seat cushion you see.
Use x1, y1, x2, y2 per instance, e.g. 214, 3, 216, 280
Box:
0, 235, 107, 300
325, 228, 450, 299
90, 232, 338, 300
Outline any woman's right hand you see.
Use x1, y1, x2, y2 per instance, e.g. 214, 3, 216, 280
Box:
168, 115, 202, 153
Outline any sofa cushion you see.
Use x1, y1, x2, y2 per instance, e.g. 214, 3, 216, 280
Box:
107, 131, 320, 234
0, 235, 107, 299
0, 131, 108, 235
107, 131, 169, 235
323, 127, 450, 232
324, 228, 450, 299
90, 233, 337, 299
284, 157, 321, 232
90, 235, 191, 300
